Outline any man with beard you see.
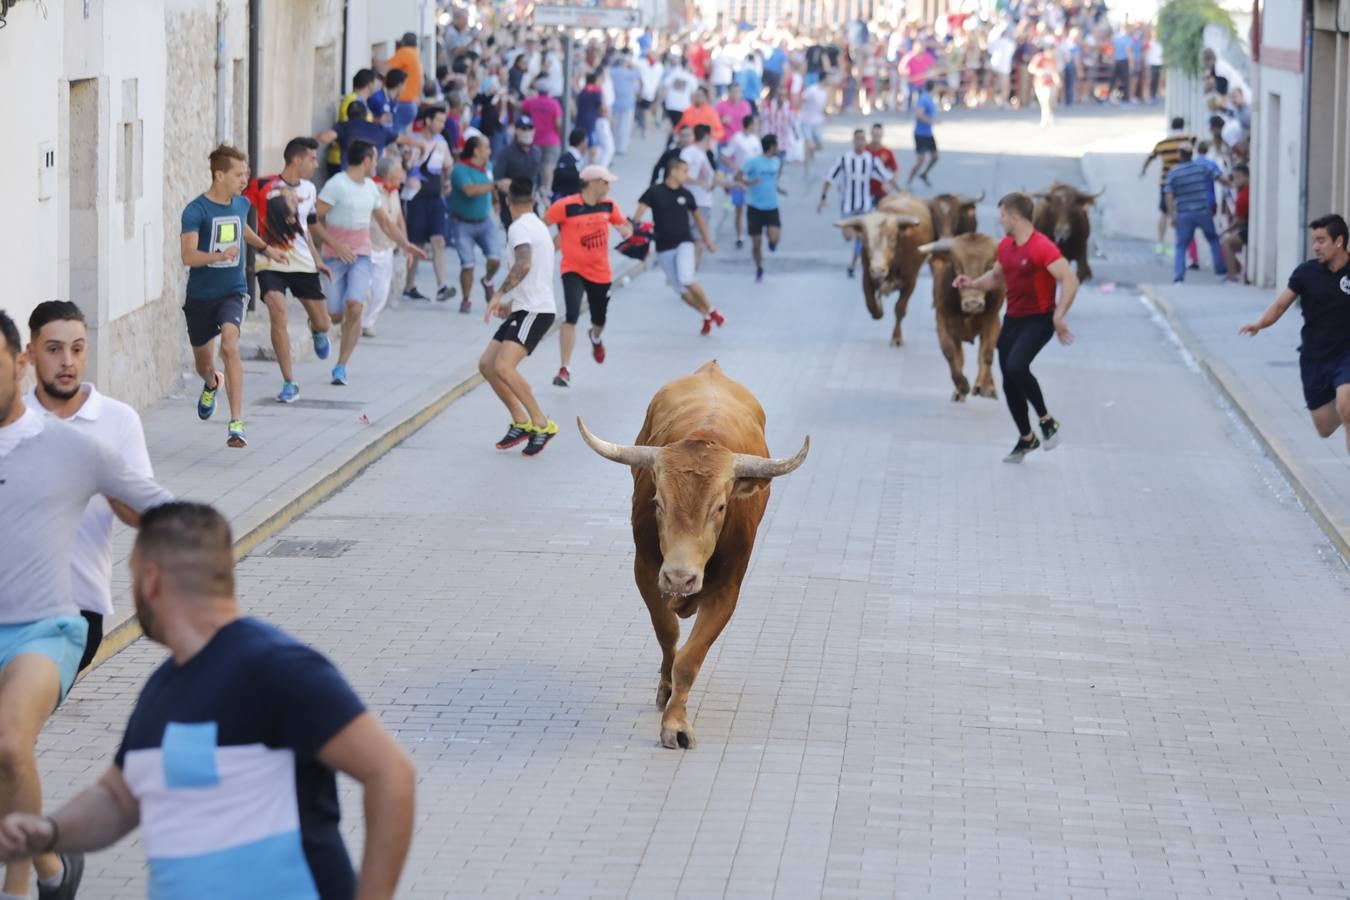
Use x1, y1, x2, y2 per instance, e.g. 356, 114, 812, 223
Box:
0, 309, 171, 900
23, 302, 152, 674
246, 137, 335, 404
0, 502, 416, 900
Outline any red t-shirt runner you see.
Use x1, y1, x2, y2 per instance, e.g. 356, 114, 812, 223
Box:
998, 230, 1062, 317
868, 146, 897, 199
545, 194, 627, 284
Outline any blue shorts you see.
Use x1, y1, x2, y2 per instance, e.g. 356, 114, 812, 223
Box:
1299, 349, 1350, 409
323, 255, 373, 314
0, 616, 89, 705
729, 186, 746, 207
452, 216, 503, 267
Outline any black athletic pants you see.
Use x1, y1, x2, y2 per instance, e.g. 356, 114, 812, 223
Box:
998, 313, 1054, 437
78, 610, 104, 673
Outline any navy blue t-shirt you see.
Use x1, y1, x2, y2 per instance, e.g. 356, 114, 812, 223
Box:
333, 119, 401, 162
116, 618, 366, 900
1288, 257, 1350, 359
575, 88, 602, 135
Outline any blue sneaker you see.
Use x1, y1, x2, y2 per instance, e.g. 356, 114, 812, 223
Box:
197, 371, 222, 420
312, 329, 331, 360
276, 381, 300, 403
331, 364, 348, 386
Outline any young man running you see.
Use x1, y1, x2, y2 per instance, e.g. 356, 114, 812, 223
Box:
866, 122, 898, 204
543, 165, 633, 388
1241, 213, 1350, 456
181, 144, 288, 448
23, 301, 152, 675
481, 178, 560, 457
723, 114, 763, 250
634, 158, 726, 335
953, 192, 1079, 463
679, 124, 719, 270
908, 80, 940, 186
740, 134, 785, 283
818, 129, 896, 278
246, 136, 334, 404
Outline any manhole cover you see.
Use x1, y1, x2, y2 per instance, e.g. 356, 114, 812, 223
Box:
253, 398, 366, 410
266, 539, 356, 558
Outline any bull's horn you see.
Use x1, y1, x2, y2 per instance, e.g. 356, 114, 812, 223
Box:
833, 217, 863, 230
576, 417, 659, 470
962, 190, 986, 205
733, 435, 810, 480
890, 214, 921, 227
1082, 187, 1106, 199
917, 238, 956, 255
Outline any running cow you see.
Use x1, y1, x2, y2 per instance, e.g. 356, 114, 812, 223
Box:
928, 191, 982, 239
920, 234, 1006, 401
578, 361, 809, 750
834, 192, 934, 346
1032, 182, 1102, 282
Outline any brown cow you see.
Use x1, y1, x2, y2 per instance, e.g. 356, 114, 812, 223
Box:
928, 191, 983, 239
578, 361, 809, 750
834, 192, 934, 346
920, 235, 1006, 401
1032, 182, 1103, 282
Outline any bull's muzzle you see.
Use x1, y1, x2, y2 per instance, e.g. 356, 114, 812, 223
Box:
659, 565, 702, 597
960, 293, 986, 315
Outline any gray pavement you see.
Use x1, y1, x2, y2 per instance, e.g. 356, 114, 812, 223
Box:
36, 107, 1350, 899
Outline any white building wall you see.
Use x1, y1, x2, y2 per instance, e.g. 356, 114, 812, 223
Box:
1249, 0, 1306, 287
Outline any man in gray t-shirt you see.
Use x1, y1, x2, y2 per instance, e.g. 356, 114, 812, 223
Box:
0, 309, 172, 900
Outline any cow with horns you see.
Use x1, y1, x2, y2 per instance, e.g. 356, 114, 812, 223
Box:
833, 192, 934, 346
578, 361, 809, 750
928, 191, 983, 239
1032, 182, 1103, 282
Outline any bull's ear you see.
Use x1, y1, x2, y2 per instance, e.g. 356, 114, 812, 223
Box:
731, 479, 769, 499
1078, 198, 1096, 209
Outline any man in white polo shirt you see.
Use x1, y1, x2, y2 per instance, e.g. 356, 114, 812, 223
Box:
24, 301, 153, 674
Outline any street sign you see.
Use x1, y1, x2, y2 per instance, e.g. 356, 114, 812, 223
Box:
532, 4, 641, 28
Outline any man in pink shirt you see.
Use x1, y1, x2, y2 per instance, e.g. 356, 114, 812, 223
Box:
715, 83, 753, 144
520, 79, 564, 196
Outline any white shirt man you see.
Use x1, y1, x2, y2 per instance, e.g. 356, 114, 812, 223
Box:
679, 142, 716, 212
663, 65, 697, 114
637, 54, 664, 102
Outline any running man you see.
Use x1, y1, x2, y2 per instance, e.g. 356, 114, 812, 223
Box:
1141, 117, 1195, 256
0, 502, 415, 900
181, 144, 288, 448
23, 301, 152, 675
907, 80, 939, 186
0, 308, 172, 900
723, 114, 763, 250
866, 122, 898, 205
679, 124, 720, 269
246, 136, 334, 404
449, 136, 503, 315
818, 128, 897, 278
633, 157, 727, 335
952, 192, 1079, 463
402, 105, 457, 305
543, 165, 633, 388
740, 134, 786, 283
316, 139, 427, 386
1240, 214, 1350, 456
481, 178, 560, 456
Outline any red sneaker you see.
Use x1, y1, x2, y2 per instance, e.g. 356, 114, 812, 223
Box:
590, 334, 606, 364
700, 317, 712, 336
709, 309, 726, 328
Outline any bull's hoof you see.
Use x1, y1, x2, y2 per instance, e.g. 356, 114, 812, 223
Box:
890, 332, 904, 347
950, 389, 968, 402
973, 383, 998, 399
656, 684, 672, 710
660, 724, 696, 749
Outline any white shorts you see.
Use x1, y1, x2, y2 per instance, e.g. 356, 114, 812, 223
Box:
802, 122, 824, 147
658, 243, 697, 292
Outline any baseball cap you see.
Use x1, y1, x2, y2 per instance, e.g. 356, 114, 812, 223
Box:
516, 114, 535, 129
579, 165, 618, 184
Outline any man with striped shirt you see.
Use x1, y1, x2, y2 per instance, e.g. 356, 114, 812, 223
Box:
1141, 117, 1194, 255
817, 129, 898, 278
1165, 145, 1227, 283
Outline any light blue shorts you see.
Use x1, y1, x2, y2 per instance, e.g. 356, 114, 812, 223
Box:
453, 216, 503, 268
324, 255, 373, 314
0, 616, 89, 704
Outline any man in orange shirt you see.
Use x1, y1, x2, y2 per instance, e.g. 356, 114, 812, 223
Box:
676, 88, 725, 144
543, 165, 633, 387
386, 32, 423, 133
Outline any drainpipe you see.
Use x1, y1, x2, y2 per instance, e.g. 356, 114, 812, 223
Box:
1297, 0, 1311, 265
215, 3, 229, 143
246, 0, 261, 309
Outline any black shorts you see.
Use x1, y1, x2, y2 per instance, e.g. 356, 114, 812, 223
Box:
77, 610, 103, 673
406, 194, 450, 245
665, 108, 683, 128
637, 98, 653, 111
494, 309, 556, 354
183, 295, 246, 347
1158, 184, 1168, 213
257, 270, 324, 301
915, 134, 937, 154
747, 206, 781, 235
1299, 349, 1350, 409
562, 272, 611, 326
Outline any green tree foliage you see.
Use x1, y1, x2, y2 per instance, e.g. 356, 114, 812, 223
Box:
1157, 0, 1237, 76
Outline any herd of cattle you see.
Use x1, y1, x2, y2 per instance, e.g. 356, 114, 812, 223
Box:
835, 183, 1099, 401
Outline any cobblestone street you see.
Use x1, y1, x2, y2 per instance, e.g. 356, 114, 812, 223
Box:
37, 109, 1350, 899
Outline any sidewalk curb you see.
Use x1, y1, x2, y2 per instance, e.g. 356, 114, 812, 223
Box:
1140, 285, 1350, 563
83, 256, 651, 674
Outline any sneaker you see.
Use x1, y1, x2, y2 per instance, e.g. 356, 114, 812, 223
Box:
1154, 241, 1167, 256
331, 364, 348, 386
1040, 417, 1061, 450
361, 326, 376, 338
708, 309, 726, 328
768, 240, 778, 253
37, 851, 83, 900
847, 267, 856, 279
700, 317, 713, 336
404, 287, 430, 302
311, 329, 331, 360
436, 284, 456, 302
1163, 244, 1176, 258
226, 420, 247, 448
459, 297, 472, 314
495, 421, 532, 449
1002, 434, 1041, 463
1188, 261, 1200, 271
275, 381, 300, 404
522, 419, 559, 456
553, 367, 571, 387
755, 267, 764, 282
590, 331, 606, 364
197, 371, 222, 420
919, 173, 932, 186
736, 238, 744, 249
482, 278, 496, 305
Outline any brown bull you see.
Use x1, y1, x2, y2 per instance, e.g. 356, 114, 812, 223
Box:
920, 235, 1006, 401
928, 191, 983, 239
835, 192, 934, 346
578, 361, 809, 750
1032, 182, 1103, 282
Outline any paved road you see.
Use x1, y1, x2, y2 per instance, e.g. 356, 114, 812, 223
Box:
39, 107, 1350, 899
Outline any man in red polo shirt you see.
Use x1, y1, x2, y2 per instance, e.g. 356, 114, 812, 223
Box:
866, 122, 897, 205
954, 192, 1080, 462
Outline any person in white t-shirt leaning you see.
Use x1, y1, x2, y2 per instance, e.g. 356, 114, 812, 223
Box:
679, 124, 721, 269
799, 80, 829, 172
479, 177, 560, 458
23, 301, 153, 674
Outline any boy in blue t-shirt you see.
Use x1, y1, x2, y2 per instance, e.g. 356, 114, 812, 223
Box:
907, 81, 940, 186
739, 134, 786, 282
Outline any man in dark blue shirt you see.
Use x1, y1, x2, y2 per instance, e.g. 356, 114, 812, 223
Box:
1165, 146, 1226, 282
317, 101, 423, 163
